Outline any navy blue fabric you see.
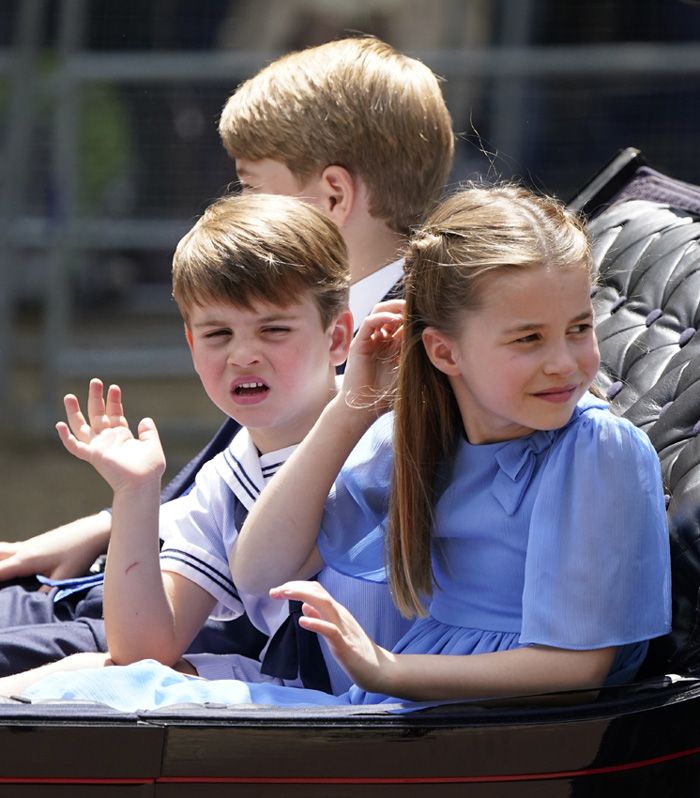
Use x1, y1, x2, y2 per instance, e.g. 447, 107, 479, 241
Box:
0, 581, 268, 676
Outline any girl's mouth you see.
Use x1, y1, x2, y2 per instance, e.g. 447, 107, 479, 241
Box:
534, 385, 577, 403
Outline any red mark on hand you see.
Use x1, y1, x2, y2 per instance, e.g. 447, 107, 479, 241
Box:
125, 561, 139, 575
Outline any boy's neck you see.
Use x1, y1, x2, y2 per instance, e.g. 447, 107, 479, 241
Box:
344, 214, 406, 285
247, 371, 340, 455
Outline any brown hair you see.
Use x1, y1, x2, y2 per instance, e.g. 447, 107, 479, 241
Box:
218, 36, 454, 235
172, 193, 349, 328
389, 184, 592, 616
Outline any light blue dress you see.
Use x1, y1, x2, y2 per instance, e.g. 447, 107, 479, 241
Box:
21, 394, 671, 712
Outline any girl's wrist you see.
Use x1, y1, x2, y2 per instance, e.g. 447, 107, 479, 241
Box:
326, 392, 378, 438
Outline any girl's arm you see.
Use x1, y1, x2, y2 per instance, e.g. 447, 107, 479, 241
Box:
233, 301, 404, 596
57, 379, 215, 665
274, 581, 616, 700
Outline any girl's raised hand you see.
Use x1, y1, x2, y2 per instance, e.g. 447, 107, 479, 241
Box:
341, 299, 405, 415
269, 580, 394, 693
56, 378, 166, 493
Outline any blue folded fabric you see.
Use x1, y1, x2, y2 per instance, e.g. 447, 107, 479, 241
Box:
36, 572, 105, 603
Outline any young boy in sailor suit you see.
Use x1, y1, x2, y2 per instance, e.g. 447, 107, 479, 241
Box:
1, 192, 407, 696
0, 35, 452, 678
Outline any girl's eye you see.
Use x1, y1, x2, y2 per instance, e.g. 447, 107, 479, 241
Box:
513, 333, 539, 345
569, 323, 593, 335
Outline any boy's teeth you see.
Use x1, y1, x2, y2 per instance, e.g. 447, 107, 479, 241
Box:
235, 381, 267, 394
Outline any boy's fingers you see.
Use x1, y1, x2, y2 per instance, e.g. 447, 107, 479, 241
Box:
137, 417, 160, 442
105, 384, 126, 426
63, 395, 91, 439
86, 378, 110, 430
56, 422, 88, 459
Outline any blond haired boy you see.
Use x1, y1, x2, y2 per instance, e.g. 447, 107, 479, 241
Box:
0, 192, 409, 696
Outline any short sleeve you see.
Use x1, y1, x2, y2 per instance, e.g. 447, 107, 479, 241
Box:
317, 414, 394, 583
521, 408, 671, 649
159, 459, 244, 619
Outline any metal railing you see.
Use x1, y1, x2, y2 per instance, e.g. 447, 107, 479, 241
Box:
2, 0, 699, 434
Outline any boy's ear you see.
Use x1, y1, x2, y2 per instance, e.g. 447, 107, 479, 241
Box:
328, 309, 354, 367
184, 324, 194, 353
318, 165, 355, 228
422, 327, 461, 376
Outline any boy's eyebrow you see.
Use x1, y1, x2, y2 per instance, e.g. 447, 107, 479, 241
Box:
501, 309, 593, 335
191, 311, 303, 328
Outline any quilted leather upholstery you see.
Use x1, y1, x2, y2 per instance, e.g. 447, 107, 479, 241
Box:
589, 198, 700, 675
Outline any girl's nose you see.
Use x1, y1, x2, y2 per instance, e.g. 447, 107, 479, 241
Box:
543, 341, 576, 375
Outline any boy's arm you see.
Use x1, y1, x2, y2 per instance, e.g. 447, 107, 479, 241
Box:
233, 302, 404, 595
0, 512, 111, 583
0, 419, 239, 585
57, 379, 215, 666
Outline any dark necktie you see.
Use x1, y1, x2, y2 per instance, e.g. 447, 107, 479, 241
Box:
233, 497, 332, 693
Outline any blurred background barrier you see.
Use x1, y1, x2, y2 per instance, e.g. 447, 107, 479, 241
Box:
1, 0, 699, 537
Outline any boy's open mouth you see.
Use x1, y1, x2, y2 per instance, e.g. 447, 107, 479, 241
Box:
233, 381, 269, 396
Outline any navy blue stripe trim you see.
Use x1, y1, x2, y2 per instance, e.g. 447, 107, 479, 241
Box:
222, 450, 259, 504
160, 550, 240, 601
261, 460, 285, 473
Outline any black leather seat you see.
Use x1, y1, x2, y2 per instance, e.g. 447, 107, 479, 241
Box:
577, 152, 700, 676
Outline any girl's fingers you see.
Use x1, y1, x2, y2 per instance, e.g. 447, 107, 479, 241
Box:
299, 602, 322, 620
297, 616, 340, 640
270, 582, 339, 620
270, 580, 332, 603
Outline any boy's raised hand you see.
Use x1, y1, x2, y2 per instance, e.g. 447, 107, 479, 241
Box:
341, 299, 404, 415
56, 378, 166, 494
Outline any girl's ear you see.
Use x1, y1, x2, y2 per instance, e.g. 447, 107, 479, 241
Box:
317, 165, 355, 228
422, 327, 461, 376
328, 309, 354, 367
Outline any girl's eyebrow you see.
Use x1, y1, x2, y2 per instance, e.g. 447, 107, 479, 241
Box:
501, 309, 593, 335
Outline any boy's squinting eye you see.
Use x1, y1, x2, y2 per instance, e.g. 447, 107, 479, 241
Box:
204, 329, 231, 339
262, 326, 292, 335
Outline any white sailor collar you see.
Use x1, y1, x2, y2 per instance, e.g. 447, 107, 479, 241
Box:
213, 426, 297, 513
349, 257, 404, 332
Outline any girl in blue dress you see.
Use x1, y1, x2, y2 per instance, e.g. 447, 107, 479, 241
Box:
4, 185, 671, 711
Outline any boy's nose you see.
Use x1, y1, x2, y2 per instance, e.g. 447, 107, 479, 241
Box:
227, 340, 261, 367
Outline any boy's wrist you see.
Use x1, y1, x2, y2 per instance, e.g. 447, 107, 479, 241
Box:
112, 477, 162, 503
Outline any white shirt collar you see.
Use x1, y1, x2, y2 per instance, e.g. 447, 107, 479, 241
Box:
348, 257, 404, 332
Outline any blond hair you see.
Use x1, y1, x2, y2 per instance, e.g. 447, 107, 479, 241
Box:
218, 36, 454, 235
172, 193, 349, 328
390, 184, 592, 617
